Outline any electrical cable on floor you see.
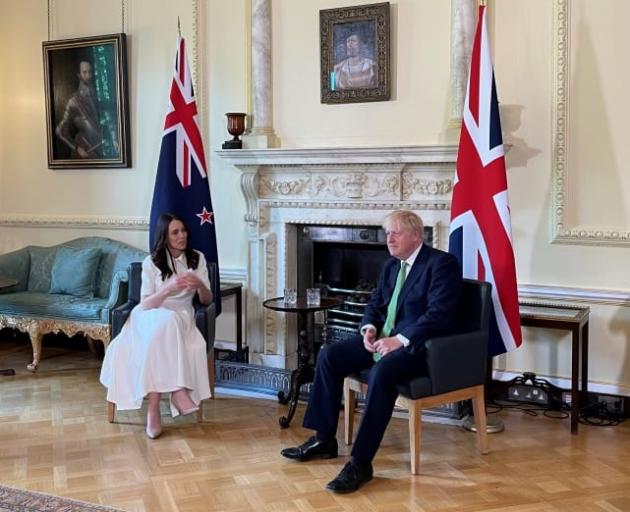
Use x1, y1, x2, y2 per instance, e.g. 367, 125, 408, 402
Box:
487, 398, 625, 427
578, 402, 624, 427
487, 399, 569, 420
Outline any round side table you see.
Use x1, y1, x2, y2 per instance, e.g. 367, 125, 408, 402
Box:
263, 296, 344, 428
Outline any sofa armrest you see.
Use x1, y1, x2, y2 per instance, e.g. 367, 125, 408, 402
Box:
99, 269, 129, 324
0, 247, 30, 293
194, 300, 216, 353
425, 330, 488, 395
104, 269, 129, 309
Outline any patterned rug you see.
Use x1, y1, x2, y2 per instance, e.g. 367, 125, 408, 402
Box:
0, 485, 124, 512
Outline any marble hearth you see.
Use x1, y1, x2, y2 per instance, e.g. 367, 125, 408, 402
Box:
217, 145, 458, 370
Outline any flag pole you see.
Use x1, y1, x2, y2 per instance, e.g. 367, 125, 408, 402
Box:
464, 0, 508, 436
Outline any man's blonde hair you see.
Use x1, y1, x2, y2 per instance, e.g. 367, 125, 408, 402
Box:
383, 210, 424, 238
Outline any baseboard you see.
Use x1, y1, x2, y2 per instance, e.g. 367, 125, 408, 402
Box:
215, 360, 468, 420
493, 370, 630, 398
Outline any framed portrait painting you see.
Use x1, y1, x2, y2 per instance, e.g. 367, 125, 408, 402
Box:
320, 2, 390, 104
42, 33, 131, 169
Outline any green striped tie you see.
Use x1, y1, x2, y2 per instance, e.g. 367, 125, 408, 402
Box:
374, 261, 408, 362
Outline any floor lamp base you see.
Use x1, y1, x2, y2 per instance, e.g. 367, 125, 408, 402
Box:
462, 414, 505, 434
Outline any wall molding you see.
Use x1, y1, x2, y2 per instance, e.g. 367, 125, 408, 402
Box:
519, 283, 630, 307
551, 0, 630, 246
220, 268, 247, 283
0, 214, 148, 230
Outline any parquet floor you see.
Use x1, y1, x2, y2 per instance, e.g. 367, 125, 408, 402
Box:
1, 335, 630, 512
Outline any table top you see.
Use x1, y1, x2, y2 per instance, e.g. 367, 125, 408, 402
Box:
0, 277, 18, 289
263, 296, 344, 313
519, 301, 589, 324
220, 282, 242, 293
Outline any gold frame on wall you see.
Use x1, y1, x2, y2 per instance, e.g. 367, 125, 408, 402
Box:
42, 33, 131, 169
320, 2, 391, 104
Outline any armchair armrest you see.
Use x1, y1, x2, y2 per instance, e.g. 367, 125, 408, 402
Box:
111, 299, 138, 339
109, 262, 143, 339
425, 330, 488, 395
194, 300, 216, 353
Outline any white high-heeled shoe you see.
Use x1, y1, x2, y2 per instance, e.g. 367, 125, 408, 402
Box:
146, 424, 162, 439
171, 390, 199, 416
146, 408, 162, 439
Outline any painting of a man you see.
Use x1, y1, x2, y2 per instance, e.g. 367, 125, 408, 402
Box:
55, 60, 113, 159
332, 21, 377, 90
44, 34, 130, 168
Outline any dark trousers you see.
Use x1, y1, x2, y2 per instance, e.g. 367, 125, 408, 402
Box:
303, 335, 426, 464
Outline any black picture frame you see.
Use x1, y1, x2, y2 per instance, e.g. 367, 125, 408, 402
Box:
320, 2, 390, 104
43, 33, 131, 169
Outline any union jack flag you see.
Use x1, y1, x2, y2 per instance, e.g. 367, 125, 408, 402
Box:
150, 36, 221, 314
449, 5, 521, 357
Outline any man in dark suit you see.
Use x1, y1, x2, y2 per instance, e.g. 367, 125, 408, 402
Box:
281, 210, 462, 493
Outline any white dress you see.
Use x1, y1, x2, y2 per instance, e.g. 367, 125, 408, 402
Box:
100, 251, 211, 416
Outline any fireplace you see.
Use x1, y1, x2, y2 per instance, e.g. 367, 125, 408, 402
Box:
216, 145, 465, 416
296, 224, 434, 347
216, 144, 457, 369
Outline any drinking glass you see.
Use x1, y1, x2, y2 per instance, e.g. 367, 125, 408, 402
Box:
306, 287, 321, 306
283, 288, 297, 306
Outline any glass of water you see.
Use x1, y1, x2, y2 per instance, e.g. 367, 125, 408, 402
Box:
283, 288, 297, 306
306, 287, 321, 306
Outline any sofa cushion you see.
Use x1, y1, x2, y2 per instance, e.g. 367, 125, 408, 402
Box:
49, 247, 102, 297
27, 247, 58, 292
0, 291, 106, 321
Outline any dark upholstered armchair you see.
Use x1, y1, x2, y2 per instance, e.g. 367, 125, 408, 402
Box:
344, 278, 492, 474
107, 261, 217, 423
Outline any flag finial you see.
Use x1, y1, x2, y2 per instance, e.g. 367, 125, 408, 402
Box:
177, 17, 181, 38
479, 0, 486, 6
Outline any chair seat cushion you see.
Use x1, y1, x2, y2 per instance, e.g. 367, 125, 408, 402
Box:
0, 292, 107, 321
351, 368, 433, 400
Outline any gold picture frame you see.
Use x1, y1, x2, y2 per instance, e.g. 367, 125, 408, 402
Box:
320, 2, 391, 104
42, 33, 131, 169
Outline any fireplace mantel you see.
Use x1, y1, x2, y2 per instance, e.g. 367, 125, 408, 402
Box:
216, 145, 458, 368
216, 145, 458, 165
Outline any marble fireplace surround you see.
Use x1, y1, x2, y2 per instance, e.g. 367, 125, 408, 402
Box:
217, 145, 458, 369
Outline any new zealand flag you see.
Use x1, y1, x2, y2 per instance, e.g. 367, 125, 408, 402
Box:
150, 36, 221, 315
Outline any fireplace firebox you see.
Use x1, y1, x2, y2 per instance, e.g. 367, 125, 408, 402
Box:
296, 224, 433, 345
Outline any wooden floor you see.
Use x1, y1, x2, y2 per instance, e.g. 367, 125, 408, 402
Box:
1, 336, 630, 512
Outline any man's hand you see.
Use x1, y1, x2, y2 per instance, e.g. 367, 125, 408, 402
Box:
373, 336, 403, 357
362, 326, 377, 353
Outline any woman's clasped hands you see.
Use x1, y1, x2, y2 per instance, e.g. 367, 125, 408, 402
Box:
168, 270, 203, 295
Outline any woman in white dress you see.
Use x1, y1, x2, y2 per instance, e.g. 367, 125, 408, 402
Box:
100, 213, 213, 439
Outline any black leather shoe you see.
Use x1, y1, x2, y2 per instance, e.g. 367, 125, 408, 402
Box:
326, 461, 373, 493
281, 436, 338, 462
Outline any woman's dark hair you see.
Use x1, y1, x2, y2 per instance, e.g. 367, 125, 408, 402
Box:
151, 213, 199, 280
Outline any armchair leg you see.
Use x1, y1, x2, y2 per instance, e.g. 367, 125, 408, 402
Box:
208, 349, 216, 399
107, 401, 116, 423
197, 402, 204, 423
343, 379, 356, 445
471, 385, 489, 455
408, 399, 422, 475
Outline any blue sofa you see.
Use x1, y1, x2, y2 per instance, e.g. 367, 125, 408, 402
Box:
0, 237, 147, 371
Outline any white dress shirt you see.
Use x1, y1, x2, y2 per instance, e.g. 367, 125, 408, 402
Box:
360, 243, 423, 347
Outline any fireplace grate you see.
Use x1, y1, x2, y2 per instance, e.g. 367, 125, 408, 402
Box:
321, 284, 374, 344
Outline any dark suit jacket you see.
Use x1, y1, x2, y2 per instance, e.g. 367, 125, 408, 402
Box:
362, 244, 462, 354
